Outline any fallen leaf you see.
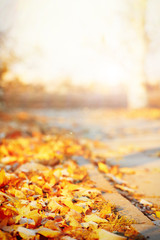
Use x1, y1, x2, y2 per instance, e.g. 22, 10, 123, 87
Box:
84, 214, 108, 223
26, 210, 42, 226
48, 199, 63, 212
97, 228, 126, 240
98, 162, 109, 174
37, 227, 60, 237
156, 211, 160, 219
63, 199, 84, 213
44, 220, 60, 230
17, 226, 36, 240
81, 221, 98, 229
0, 169, 8, 187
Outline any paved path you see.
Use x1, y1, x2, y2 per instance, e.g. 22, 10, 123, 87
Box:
28, 108, 160, 239
31, 108, 160, 200
80, 162, 160, 240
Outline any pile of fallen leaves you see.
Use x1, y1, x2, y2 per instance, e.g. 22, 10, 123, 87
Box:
0, 112, 142, 239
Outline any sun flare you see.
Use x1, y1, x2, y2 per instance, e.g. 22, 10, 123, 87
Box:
1, 0, 160, 94
0, 0, 144, 89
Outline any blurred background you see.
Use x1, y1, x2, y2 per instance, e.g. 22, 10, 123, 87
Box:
0, 0, 160, 110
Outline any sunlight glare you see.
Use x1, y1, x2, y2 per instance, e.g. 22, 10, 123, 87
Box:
5, 0, 156, 91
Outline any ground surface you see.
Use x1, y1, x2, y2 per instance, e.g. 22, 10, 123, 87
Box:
30, 109, 160, 208
0, 108, 160, 239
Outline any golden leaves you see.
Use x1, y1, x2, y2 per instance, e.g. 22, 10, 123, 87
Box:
16, 226, 61, 239
0, 153, 134, 239
0, 112, 141, 240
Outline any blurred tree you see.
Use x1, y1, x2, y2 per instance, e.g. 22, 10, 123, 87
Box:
0, 32, 7, 109
126, 0, 148, 108
0, 31, 22, 109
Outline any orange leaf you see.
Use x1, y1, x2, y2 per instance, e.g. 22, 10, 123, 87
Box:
0, 230, 12, 240
0, 169, 8, 187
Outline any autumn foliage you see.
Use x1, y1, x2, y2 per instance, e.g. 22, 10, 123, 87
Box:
0, 111, 147, 239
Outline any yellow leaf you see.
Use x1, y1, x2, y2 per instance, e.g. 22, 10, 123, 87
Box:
65, 210, 81, 228
84, 214, 108, 223
81, 221, 98, 229
50, 176, 56, 186
99, 203, 112, 218
98, 162, 109, 174
37, 227, 60, 237
76, 187, 101, 198
63, 199, 84, 213
48, 199, 63, 212
97, 229, 126, 240
67, 217, 80, 228
156, 211, 160, 219
8, 189, 26, 199
0, 145, 8, 156
26, 210, 42, 226
66, 183, 79, 191
1, 203, 18, 217
44, 220, 60, 230
15, 205, 31, 223
34, 185, 43, 195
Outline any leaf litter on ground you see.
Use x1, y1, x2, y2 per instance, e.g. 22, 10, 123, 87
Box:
0, 110, 153, 239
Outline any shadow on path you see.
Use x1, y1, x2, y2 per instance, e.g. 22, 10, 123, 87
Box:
107, 147, 160, 168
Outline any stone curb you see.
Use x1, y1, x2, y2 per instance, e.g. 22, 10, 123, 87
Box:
83, 163, 160, 240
